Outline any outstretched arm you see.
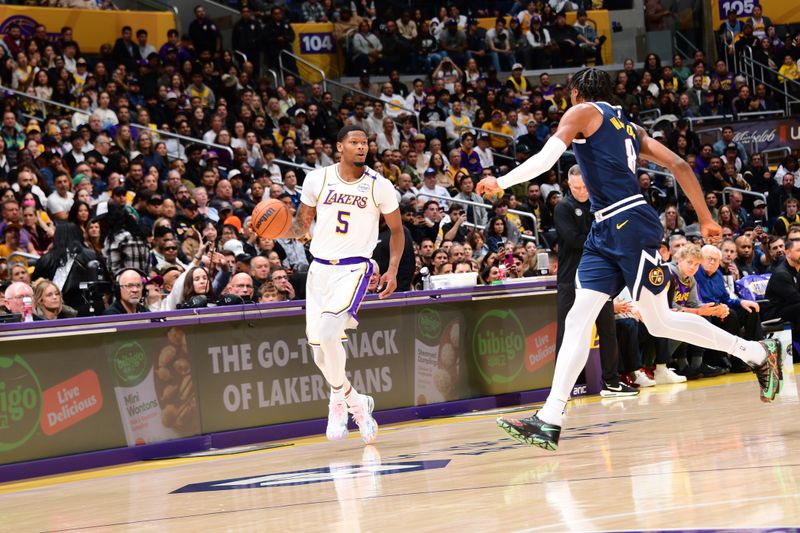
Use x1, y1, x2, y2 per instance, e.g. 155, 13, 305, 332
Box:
477, 103, 602, 194
283, 202, 316, 239
638, 126, 721, 243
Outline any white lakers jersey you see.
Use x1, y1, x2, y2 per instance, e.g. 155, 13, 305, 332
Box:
300, 164, 399, 260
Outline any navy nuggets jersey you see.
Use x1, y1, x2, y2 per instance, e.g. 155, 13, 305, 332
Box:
573, 101, 669, 300
571, 102, 641, 211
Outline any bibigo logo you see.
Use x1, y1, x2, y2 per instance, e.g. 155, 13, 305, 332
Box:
0, 355, 42, 452
111, 342, 148, 386
416, 308, 442, 341
472, 309, 526, 384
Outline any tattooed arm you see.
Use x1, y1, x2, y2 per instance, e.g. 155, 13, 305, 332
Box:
283, 202, 316, 239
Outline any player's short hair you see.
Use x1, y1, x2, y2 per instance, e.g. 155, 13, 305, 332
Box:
336, 125, 367, 143
566, 68, 614, 103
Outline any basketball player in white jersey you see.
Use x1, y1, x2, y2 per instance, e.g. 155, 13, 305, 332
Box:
284, 125, 405, 444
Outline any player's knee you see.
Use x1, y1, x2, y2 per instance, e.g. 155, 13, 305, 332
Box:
639, 307, 671, 337
319, 314, 348, 342
317, 332, 338, 346
317, 325, 342, 346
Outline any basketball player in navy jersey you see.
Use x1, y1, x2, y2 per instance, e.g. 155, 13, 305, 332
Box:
477, 69, 781, 451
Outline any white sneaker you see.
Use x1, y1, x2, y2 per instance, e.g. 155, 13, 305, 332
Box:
654, 365, 687, 384
634, 370, 656, 387
326, 400, 349, 441
348, 394, 378, 444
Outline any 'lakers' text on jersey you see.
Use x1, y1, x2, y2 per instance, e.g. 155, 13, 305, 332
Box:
300, 164, 399, 260
571, 102, 641, 211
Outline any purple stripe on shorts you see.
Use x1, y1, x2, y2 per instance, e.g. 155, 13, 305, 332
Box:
347, 261, 374, 321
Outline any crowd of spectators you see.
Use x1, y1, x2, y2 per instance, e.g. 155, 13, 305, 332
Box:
343, 6, 605, 75
0, 2, 797, 386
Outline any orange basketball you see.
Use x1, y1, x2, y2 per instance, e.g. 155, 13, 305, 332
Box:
251, 199, 292, 239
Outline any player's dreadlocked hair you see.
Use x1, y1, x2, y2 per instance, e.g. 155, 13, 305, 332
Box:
566, 68, 614, 103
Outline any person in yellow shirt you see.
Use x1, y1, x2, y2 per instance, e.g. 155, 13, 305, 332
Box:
445, 149, 463, 189
272, 116, 297, 148
549, 83, 569, 111
778, 54, 799, 84
481, 110, 514, 152
506, 63, 532, 99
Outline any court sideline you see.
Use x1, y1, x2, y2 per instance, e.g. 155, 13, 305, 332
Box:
2, 367, 799, 533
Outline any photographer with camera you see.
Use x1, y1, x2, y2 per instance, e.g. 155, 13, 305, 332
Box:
33, 221, 110, 316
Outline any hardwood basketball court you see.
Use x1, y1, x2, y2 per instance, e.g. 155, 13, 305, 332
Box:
2, 367, 799, 532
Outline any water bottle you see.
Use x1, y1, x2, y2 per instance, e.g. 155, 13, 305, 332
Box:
22, 296, 34, 322
537, 252, 550, 276
421, 267, 431, 290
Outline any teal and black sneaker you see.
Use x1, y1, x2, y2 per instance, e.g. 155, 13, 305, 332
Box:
752, 339, 782, 403
497, 413, 561, 451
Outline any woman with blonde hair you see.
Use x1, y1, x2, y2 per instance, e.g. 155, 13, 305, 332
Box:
33, 279, 75, 320
114, 124, 134, 157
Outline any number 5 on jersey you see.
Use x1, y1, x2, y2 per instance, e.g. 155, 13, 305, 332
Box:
336, 210, 350, 234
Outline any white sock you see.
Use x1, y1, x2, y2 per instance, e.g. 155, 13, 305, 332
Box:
330, 379, 351, 403
538, 399, 567, 425
731, 338, 766, 366
344, 385, 361, 408
538, 288, 610, 427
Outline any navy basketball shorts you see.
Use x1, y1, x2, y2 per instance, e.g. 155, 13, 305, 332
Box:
576, 204, 669, 300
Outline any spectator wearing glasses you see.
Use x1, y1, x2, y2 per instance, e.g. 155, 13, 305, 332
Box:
268, 267, 296, 301
2, 281, 33, 316
104, 268, 149, 315
695, 244, 762, 371
226, 272, 254, 302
